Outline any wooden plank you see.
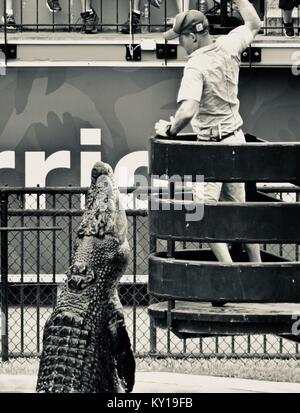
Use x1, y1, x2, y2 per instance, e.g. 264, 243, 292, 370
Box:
150, 199, 300, 242
149, 137, 300, 183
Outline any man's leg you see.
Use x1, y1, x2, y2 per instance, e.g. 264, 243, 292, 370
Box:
2, 0, 16, 30
80, 0, 92, 12
192, 181, 233, 262
279, 0, 295, 36
208, 243, 233, 262
121, 0, 142, 34
133, 0, 142, 13
221, 181, 262, 263
6, 0, 14, 13
244, 243, 262, 262
80, 0, 99, 33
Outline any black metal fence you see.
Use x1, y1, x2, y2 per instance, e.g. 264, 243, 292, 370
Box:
0, 0, 296, 36
1, 185, 300, 363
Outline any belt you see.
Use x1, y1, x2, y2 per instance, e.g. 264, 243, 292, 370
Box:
197, 128, 241, 142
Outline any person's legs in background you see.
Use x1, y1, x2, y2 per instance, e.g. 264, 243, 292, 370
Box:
46, 0, 62, 13
167, 0, 190, 25
279, 0, 297, 37
80, 0, 92, 13
80, 0, 99, 34
121, 0, 142, 34
2, 0, 16, 30
176, 0, 190, 12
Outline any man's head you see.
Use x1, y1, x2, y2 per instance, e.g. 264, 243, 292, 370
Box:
163, 10, 210, 55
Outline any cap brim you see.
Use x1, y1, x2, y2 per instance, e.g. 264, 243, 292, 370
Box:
163, 29, 179, 41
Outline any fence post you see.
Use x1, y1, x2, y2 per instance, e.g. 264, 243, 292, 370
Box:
149, 235, 157, 354
0, 191, 9, 362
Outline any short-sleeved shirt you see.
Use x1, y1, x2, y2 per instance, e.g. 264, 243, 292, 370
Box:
177, 25, 255, 138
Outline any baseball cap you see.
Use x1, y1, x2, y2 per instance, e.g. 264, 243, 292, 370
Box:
163, 10, 209, 41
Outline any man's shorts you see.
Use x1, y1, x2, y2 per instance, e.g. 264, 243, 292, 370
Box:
192, 129, 246, 204
279, 0, 300, 10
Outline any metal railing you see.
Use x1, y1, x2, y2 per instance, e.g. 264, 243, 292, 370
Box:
0, 185, 300, 363
1, 0, 290, 36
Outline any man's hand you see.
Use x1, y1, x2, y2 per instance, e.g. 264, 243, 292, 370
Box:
233, 0, 262, 33
155, 117, 175, 137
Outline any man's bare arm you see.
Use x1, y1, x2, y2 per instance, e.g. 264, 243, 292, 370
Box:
234, 0, 262, 34
169, 100, 199, 136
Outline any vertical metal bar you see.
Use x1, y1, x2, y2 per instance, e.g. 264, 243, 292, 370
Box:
263, 335, 267, 355
167, 239, 175, 258
167, 181, 175, 258
247, 335, 251, 353
100, 0, 103, 32
36, 190, 40, 354
148, 0, 151, 33
183, 338, 187, 353
279, 337, 283, 354
167, 299, 174, 354
68, 0, 71, 32
68, 191, 73, 267
199, 337, 203, 354
264, 0, 268, 36
116, 0, 119, 32
1, 191, 9, 361
279, 193, 283, 257
231, 335, 235, 355
215, 336, 219, 354
36, 0, 39, 32
52, 0, 55, 32
149, 234, 157, 354
296, 193, 299, 262
52, 194, 57, 308
20, 0, 23, 32
52, 194, 56, 282
3, 0, 8, 67
132, 214, 137, 354
164, 0, 168, 66
20, 194, 25, 354
167, 179, 175, 352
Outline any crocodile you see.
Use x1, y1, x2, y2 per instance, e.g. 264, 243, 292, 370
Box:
36, 161, 135, 393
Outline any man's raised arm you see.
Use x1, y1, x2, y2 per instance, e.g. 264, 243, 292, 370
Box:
234, 0, 263, 34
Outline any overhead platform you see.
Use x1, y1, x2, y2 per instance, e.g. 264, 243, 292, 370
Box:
1, 32, 300, 67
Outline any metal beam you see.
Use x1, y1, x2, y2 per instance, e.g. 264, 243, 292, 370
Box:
150, 137, 300, 182
149, 250, 300, 303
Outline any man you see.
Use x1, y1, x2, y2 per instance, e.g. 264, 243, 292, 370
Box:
155, 2, 262, 263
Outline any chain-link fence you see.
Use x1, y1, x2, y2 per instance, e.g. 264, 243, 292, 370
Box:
0, 186, 300, 366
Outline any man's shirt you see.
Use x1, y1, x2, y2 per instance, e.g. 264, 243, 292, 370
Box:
177, 25, 255, 138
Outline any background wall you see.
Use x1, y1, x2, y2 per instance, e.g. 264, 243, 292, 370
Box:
0, 66, 300, 186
